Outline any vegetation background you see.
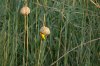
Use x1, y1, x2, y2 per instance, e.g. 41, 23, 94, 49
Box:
0, 0, 100, 66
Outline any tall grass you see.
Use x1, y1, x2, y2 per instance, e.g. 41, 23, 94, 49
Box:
0, 0, 100, 66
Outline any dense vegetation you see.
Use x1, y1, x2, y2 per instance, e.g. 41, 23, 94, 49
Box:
0, 0, 100, 66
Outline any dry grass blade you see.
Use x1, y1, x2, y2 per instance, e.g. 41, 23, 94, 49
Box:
90, 0, 100, 8
51, 38, 100, 66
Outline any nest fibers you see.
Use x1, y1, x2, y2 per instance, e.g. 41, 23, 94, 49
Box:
40, 26, 50, 40
20, 6, 30, 16
40, 26, 50, 36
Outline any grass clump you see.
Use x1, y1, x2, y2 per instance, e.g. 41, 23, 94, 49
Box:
0, 0, 100, 66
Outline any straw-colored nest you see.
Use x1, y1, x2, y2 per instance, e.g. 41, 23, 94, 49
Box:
40, 26, 50, 36
20, 6, 30, 15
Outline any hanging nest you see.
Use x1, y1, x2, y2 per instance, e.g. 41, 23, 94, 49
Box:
20, 5, 30, 16
40, 26, 50, 40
